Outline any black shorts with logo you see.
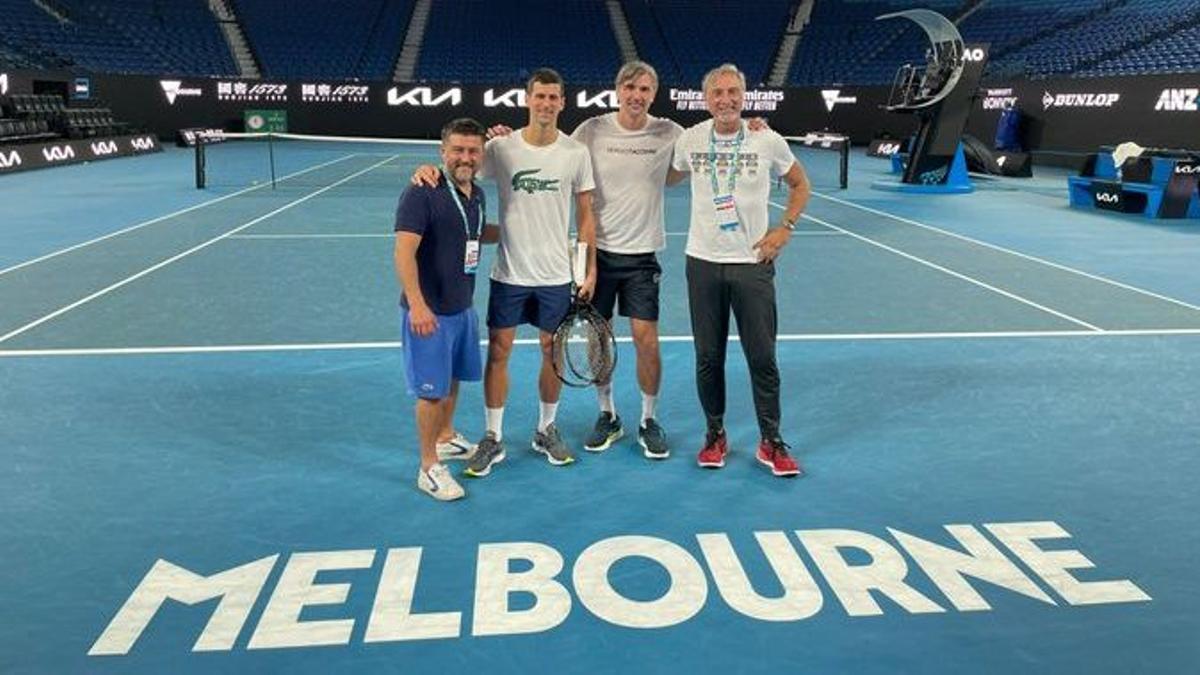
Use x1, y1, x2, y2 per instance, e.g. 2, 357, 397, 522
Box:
591, 249, 662, 321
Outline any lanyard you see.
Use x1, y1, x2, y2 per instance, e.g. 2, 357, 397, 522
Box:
708, 122, 744, 197
442, 170, 482, 239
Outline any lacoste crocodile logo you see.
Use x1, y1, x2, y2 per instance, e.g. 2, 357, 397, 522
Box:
512, 169, 560, 194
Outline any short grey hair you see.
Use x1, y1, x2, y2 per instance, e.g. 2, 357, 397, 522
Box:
615, 60, 659, 90
702, 63, 746, 93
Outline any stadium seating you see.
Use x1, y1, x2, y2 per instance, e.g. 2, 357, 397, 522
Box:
788, 0, 964, 87
415, 0, 622, 84
623, 0, 794, 86
0, 0, 235, 76
985, 0, 1200, 79
235, 0, 412, 80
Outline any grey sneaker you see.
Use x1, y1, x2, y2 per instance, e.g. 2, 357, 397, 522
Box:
463, 432, 506, 478
531, 423, 575, 466
583, 412, 624, 452
638, 418, 669, 460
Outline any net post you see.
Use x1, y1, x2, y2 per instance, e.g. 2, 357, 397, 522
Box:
840, 139, 849, 189
268, 132, 277, 189
194, 138, 206, 190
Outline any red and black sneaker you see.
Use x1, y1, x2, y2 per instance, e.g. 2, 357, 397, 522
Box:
697, 429, 729, 468
756, 438, 803, 477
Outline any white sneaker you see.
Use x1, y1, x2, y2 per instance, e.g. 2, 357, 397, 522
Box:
417, 463, 465, 501
436, 432, 478, 461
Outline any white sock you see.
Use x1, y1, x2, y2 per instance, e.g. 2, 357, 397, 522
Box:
485, 407, 504, 441
596, 383, 615, 415
538, 400, 559, 432
641, 393, 657, 426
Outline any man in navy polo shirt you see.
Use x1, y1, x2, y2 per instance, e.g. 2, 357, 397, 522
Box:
394, 117, 497, 501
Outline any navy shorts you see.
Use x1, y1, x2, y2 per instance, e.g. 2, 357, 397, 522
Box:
487, 279, 571, 333
400, 307, 482, 399
591, 250, 662, 321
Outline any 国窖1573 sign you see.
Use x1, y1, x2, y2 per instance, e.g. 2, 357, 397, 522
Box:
88, 520, 1149, 656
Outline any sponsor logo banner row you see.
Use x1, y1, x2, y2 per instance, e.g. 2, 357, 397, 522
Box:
0, 134, 160, 174
977, 84, 1199, 113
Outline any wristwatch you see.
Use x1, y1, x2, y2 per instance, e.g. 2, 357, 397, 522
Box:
781, 215, 798, 231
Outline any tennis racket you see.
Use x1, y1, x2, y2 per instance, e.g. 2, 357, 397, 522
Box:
551, 241, 617, 388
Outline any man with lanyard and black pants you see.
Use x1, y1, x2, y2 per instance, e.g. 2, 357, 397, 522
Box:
394, 118, 496, 500
666, 63, 811, 477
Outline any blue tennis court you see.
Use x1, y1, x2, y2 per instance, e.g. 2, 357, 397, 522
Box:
2, 141, 1198, 673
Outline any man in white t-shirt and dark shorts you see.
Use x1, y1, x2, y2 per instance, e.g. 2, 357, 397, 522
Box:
454, 68, 598, 476
570, 61, 683, 460
667, 63, 812, 478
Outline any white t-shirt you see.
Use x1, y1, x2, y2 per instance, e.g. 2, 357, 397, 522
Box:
671, 119, 797, 264
571, 113, 683, 254
480, 130, 595, 286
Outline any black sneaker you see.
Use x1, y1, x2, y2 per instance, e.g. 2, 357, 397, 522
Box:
638, 419, 669, 460
583, 412, 624, 452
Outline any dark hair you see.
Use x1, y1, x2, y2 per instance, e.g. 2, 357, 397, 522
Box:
526, 67, 565, 94
440, 117, 487, 142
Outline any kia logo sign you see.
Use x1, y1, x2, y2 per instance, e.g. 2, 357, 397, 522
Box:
131, 137, 157, 151
43, 145, 76, 162
1174, 163, 1200, 175
0, 149, 21, 169
90, 141, 119, 156
484, 88, 526, 108
877, 142, 900, 155
821, 90, 857, 112
387, 86, 462, 107
1095, 191, 1121, 205
576, 90, 617, 109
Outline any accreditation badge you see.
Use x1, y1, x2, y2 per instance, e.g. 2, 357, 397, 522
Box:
464, 240, 480, 274
713, 194, 739, 231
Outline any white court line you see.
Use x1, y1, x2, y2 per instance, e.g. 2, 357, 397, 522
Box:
771, 202, 1103, 331
4, 328, 1200, 358
810, 190, 1200, 314
229, 233, 392, 239
0, 154, 360, 278
666, 230, 842, 237
0, 156, 398, 345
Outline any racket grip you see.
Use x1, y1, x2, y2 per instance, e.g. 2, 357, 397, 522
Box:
572, 242, 589, 287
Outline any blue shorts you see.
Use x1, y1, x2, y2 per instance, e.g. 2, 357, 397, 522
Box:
487, 279, 572, 333
400, 307, 482, 399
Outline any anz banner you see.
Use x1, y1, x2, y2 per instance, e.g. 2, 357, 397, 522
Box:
0, 133, 161, 175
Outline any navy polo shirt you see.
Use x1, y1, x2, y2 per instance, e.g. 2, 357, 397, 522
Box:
394, 173, 485, 315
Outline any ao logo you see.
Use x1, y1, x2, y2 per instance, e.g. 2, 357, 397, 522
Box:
43, 145, 76, 162
387, 86, 462, 107
1096, 192, 1120, 204
997, 156, 1008, 167
90, 141, 119, 156
0, 150, 20, 168
963, 48, 986, 62
484, 88, 526, 108
576, 90, 617, 109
